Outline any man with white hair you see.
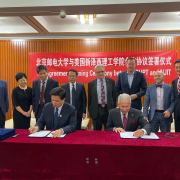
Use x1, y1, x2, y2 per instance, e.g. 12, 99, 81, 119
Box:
143, 71, 174, 132
88, 64, 116, 130
106, 93, 151, 137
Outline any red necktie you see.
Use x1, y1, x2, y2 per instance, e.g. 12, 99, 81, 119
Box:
123, 114, 127, 130
40, 81, 45, 106
178, 78, 180, 94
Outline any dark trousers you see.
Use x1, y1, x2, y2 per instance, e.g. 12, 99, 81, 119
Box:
35, 104, 44, 122
0, 108, 5, 128
150, 112, 171, 132
175, 117, 180, 132
93, 105, 109, 130
77, 117, 82, 130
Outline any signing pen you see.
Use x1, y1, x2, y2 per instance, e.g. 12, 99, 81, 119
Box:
12, 134, 19, 138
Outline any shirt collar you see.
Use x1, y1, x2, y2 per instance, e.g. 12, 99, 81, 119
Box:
127, 70, 135, 75
69, 82, 76, 86
97, 77, 105, 82
55, 103, 64, 110
41, 77, 48, 83
156, 82, 164, 86
121, 111, 128, 118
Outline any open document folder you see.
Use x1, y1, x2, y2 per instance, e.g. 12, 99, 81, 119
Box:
28, 130, 66, 138
120, 132, 160, 139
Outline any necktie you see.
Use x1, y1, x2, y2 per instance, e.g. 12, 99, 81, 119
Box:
123, 114, 127, 131
40, 81, 45, 106
101, 80, 105, 107
72, 84, 76, 107
178, 78, 180, 94
156, 84, 163, 88
54, 108, 59, 129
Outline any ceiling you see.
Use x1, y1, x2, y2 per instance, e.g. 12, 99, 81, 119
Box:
0, 0, 180, 39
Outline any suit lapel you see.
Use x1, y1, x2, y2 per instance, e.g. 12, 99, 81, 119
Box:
37, 79, 41, 98
66, 83, 70, 103
174, 78, 179, 96
105, 77, 109, 97
130, 71, 136, 89
124, 72, 130, 90
94, 79, 98, 101
118, 109, 124, 129
75, 82, 79, 103
44, 78, 50, 96
50, 103, 55, 128
163, 83, 166, 107
127, 109, 134, 130
57, 102, 67, 127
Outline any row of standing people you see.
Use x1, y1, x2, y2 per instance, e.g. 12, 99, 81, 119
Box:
0, 57, 180, 132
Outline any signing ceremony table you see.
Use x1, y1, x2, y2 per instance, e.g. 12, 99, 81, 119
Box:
0, 130, 180, 180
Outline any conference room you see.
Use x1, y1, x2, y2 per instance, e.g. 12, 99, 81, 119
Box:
0, 1, 180, 179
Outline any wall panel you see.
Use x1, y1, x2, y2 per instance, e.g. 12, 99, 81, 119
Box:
0, 37, 179, 122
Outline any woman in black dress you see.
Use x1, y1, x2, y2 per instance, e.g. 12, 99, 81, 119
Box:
12, 73, 32, 129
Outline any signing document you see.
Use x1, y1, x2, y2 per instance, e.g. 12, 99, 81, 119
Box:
120, 132, 160, 139
28, 130, 66, 138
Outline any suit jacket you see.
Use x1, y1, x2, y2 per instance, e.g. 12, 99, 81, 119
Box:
143, 83, 174, 123
172, 78, 180, 120
116, 71, 147, 110
88, 77, 116, 119
61, 82, 86, 118
0, 79, 9, 115
35, 102, 77, 134
32, 78, 59, 114
106, 107, 151, 134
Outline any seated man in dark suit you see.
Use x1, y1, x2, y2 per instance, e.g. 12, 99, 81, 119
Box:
29, 87, 77, 138
106, 93, 151, 137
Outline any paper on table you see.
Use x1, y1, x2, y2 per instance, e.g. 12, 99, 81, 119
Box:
120, 132, 160, 139
46, 131, 66, 138
28, 130, 51, 137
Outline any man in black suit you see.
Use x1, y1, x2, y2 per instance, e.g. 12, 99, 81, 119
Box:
172, 59, 180, 132
116, 57, 147, 110
106, 93, 151, 137
32, 65, 59, 122
88, 64, 116, 130
61, 69, 87, 130
29, 87, 77, 137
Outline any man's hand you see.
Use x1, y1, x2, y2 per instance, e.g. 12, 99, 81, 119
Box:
82, 113, 86, 119
133, 129, 144, 137
144, 117, 148, 121
163, 111, 171, 118
130, 94, 138, 100
52, 129, 63, 138
29, 126, 38, 134
113, 127, 125, 133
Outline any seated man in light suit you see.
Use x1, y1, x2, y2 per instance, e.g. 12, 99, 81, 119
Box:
29, 87, 77, 138
143, 71, 174, 132
106, 93, 151, 137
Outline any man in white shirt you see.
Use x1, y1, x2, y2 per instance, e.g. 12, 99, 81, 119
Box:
106, 93, 151, 137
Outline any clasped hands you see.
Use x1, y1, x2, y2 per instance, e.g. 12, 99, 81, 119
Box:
113, 127, 144, 137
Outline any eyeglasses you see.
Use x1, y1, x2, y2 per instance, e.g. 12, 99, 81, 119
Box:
96, 71, 105, 74
165, 132, 180, 139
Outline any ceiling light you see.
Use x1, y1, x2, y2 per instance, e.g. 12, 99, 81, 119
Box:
77, 14, 96, 25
